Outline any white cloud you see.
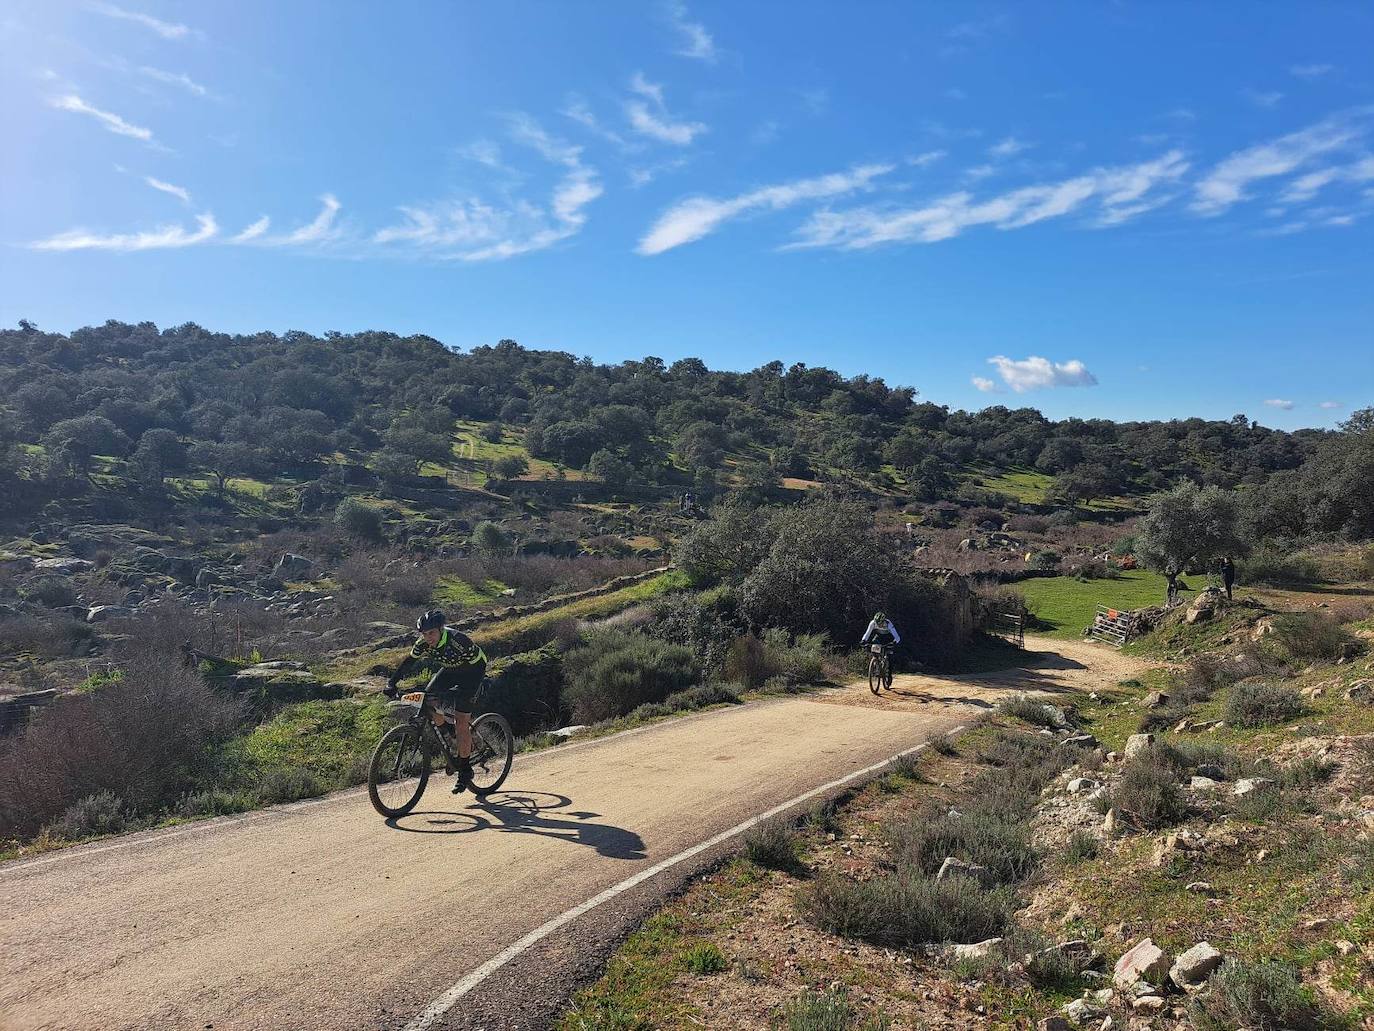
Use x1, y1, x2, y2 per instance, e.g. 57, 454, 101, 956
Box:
144, 176, 190, 203
31, 212, 217, 251
1192, 114, 1365, 215
232, 216, 270, 242
907, 150, 947, 168
271, 194, 341, 245
625, 73, 706, 146
1290, 64, 1333, 78
139, 66, 207, 97
1263, 398, 1295, 410
945, 88, 967, 101
457, 140, 504, 168
50, 94, 152, 141
988, 136, 1030, 158
89, 2, 198, 40
971, 376, 1000, 392
561, 96, 631, 149
790, 151, 1188, 250
965, 164, 995, 180
637, 163, 894, 256
1242, 89, 1284, 108
1280, 155, 1374, 202
666, 1, 716, 61
1318, 400, 1344, 409
374, 117, 602, 261
982, 356, 1096, 393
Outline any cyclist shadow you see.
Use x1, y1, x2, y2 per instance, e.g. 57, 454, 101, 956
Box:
389, 790, 646, 861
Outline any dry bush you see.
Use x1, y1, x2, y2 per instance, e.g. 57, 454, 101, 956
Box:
0, 613, 97, 658
801, 871, 1014, 947
1268, 612, 1360, 662
0, 656, 244, 837
1224, 681, 1305, 728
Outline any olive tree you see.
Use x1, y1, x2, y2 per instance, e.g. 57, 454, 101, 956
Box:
1136, 480, 1242, 603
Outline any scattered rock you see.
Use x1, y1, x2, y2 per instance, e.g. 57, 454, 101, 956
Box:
1185, 881, 1213, 894
1061, 997, 1106, 1026
948, 938, 1003, 961
1189, 776, 1221, 791
1234, 777, 1277, 798
1113, 938, 1172, 988
1170, 942, 1223, 988
1348, 681, 1372, 705
273, 553, 314, 578
0, 551, 35, 573
1143, 691, 1170, 709
1037, 1019, 1073, 1031
1124, 733, 1154, 760
1153, 830, 1208, 866
1064, 733, 1100, 749
32, 557, 94, 575
936, 856, 991, 884
1067, 777, 1100, 794
1103, 809, 1121, 837
1131, 995, 1167, 1013
86, 605, 133, 623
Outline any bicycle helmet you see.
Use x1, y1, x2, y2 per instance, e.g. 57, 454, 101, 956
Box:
873, 611, 887, 624
417, 609, 446, 632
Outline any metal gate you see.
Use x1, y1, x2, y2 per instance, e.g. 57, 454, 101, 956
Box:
1088, 605, 1135, 647
988, 611, 1025, 648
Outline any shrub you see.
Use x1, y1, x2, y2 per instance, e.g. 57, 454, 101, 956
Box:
0, 613, 97, 658
887, 752, 928, 781
1157, 740, 1245, 780
806, 799, 841, 836
761, 628, 828, 684
930, 733, 957, 756
52, 790, 128, 840
256, 767, 325, 805
1073, 558, 1115, 581
998, 695, 1065, 730
662, 682, 741, 711
21, 577, 77, 608
470, 520, 511, 558
1279, 755, 1336, 790
175, 789, 252, 818
490, 454, 528, 480
385, 565, 435, 607
0, 657, 243, 837
1239, 547, 1322, 586
1109, 751, 1187, 829
1006, 514, 1049, 534
1268, 612, 1359, 662
1029, 550, 1062, 571
1064, 831, 1100, 864
892, 807, 1039, 884
782, 989, 854, 1031
1224, 681, 1304, 728
724, 634, 779, 688
977, 584, 1030, 622
562, 630, 700, 723
1189, 961, 1333, 1031
743, 818, 800, 871
801, 871, 1013, 947
681, 942, 727, 975
334, 497, 384, 541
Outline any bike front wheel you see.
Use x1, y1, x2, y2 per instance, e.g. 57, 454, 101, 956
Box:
868, 656, 881, 694
368, 724, 430, 818
468, 712, 514, 795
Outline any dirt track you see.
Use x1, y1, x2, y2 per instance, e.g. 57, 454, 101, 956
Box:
0, 636, 1140, 1031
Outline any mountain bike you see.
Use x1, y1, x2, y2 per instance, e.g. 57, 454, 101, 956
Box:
867, 643, 893, 694
367, 686, 514, 818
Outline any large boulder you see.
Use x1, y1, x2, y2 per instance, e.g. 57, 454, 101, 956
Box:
1170, 941, 1223, 989
1124, 733, 1155, 760
1234, 777, 1277, 798
0, 551, 35, 573
86, 605, 134, 623
32, 557, 94, 576
273, 553, 315, 578
230, 664, 340, 706
1113, 938, 1172, 988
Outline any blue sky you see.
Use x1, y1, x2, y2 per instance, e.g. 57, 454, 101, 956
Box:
2, 1, 1372, 429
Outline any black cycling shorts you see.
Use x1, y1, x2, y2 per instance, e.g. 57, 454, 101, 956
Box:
425, 663, 486, 714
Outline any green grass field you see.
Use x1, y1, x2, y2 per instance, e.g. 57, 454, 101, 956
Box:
1018, 569, 1176, 638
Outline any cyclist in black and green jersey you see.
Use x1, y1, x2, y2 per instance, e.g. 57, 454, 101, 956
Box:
385, 609, 488, 793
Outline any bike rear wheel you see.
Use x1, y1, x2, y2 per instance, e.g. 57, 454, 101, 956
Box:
883, 655, 894, 689
468, 712, 514, 795
368, 724, 429, 817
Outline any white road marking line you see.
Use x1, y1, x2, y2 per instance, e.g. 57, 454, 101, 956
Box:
401, 723, 965, 1031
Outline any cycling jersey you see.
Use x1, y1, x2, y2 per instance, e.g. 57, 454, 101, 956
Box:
407, 627, 486, 669
861, 618, 901, 645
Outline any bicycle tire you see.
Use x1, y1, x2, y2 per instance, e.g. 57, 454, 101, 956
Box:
868, 655, 881, 694
883, 655, 893, 689
368, 724, 429, 818
468, 712, 513, 796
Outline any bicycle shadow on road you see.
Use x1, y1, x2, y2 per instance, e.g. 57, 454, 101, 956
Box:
387, 790, 647, 861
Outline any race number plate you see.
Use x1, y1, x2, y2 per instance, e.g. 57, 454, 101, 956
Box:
870, 644, 884, 654
403, 691, 425, 703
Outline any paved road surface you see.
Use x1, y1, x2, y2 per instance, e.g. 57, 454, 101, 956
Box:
0, 636, 1131, 1031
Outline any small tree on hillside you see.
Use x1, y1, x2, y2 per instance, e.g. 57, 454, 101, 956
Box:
588, 448, 633, 486
42, 416, 130, 479
1136, 480, 1242, 603
129, 429, 187, 488
491, 454, 529, 480
191, 441, 257, 496
334, 497, 384, 541
471, 520, 511, 557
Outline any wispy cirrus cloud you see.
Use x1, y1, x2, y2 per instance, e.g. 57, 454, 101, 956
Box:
50, 93, 152, 141
665, 1, 716, 61
31, 212, 217, 251
982, 356, 1097, 393
1290, 64, 1333, 78
789, 151, 1188, 250
138, 66, 208, 97
988, 136, 1030, 158
374, 116, 602, 261
144, 176, 190, 203
1242, 89, 1284, 108
1264, 398, 1295, 410
89, 2, 200, 40
232, 216, 270, 243
625, 73, 706, 146
1192, 113, 1366, 215
1280, 155, 1374, 203
637, 163, 894, 256
1318, 400, 1344, 410
268, 194, 341, 245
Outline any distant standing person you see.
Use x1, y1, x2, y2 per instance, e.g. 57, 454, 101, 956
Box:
1221, 556, 1235, 600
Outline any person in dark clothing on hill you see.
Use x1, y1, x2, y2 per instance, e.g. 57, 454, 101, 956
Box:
1220, 556, 1235, 600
